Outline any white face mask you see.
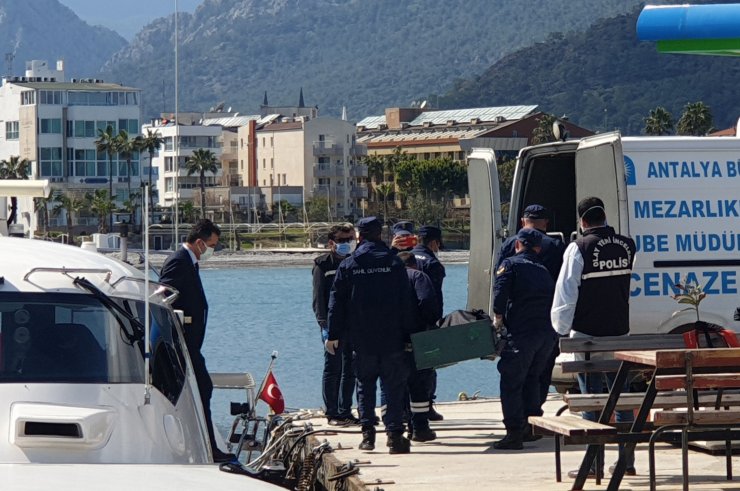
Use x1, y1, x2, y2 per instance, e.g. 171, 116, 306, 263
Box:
335, 240, 356, 257
199, 241, 215, 261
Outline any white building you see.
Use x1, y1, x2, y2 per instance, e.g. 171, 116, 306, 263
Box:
0, 60, 141, 233
144, 116, 223, 210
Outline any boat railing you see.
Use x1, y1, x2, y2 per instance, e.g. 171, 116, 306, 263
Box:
110, 275, 179, 304
24, 267, 113, 283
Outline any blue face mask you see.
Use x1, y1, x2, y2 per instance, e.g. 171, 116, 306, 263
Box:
335, 240, 356, 257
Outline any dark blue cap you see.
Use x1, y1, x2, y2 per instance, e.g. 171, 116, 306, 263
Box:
392, 221, 414, 236
516, 227, 544, 248
522, 204, 548, 219
356, 216, 382, 234
418, 225, 442, 241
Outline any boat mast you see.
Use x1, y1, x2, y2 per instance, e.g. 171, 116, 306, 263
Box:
173, 0, 180, 248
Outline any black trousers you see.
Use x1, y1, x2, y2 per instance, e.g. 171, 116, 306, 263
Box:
405, 352, 434, 430
355, 350, 407, 433
321, 328, 356, 419
190, 349, 218, 452
497, 332, 556, 433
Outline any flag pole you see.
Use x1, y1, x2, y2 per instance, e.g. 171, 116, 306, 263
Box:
256, 350, 278, 402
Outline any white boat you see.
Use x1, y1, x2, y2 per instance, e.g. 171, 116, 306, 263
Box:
0, 236, 282, 490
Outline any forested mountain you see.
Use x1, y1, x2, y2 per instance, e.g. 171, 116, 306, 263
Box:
101, 0, 648, 120
0, 0, 126, 78
436, 4, 740, 135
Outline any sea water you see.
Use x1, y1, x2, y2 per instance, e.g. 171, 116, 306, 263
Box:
201, 263, 501, 428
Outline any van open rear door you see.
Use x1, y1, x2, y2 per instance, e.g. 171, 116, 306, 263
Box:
466, 148, 503, 315
575, 132, 629, 234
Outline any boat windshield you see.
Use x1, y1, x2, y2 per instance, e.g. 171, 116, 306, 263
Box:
0, 292, 188, 402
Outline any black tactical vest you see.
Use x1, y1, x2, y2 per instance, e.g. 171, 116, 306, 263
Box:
572, 226, 636, 337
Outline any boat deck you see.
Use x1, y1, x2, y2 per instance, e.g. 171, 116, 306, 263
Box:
306, 395, 740, 490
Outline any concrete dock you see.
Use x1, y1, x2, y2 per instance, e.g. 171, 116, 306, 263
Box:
306, 396, 740, 490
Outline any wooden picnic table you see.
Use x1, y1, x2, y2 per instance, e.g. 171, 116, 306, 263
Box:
571, 347, 740, 491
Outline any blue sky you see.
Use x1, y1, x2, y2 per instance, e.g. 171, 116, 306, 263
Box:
58, 0, 203, 40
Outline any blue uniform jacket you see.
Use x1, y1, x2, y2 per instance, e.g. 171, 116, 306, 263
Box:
496, 233, 565, 282
411, 244, 446, 310
328, 240, 412, 355
406, 268, 442, 334
493, 250, 555, 341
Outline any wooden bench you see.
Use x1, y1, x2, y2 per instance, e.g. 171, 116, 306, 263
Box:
564, 391, 740, 413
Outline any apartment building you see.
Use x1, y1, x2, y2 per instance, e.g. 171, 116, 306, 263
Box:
0, 60, 142, 232
237, 115, 368, 220
144, 115, 223, 210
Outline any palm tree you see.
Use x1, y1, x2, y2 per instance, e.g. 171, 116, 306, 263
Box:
86, 189, 116, 234
34, 189, 55, 234
139, 129, 164, 222
677, 102, 713, 136
180, 200, 196, 223
122, 191, 141, 229
374, 182, 394, 222
95, 125, 120, 232
53, 193, 86, 244
185, 148, 219, 218
116, 130, 137, 212
0, 156, 31, 224
643, 107, 674, 136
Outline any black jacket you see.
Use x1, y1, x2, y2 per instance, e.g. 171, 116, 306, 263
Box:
493, 250, 555, 341
328, 240, 412, 354
406, 268, 442, 334
411, 244, 446, 310
496, 232, 566, 282
159, 247, 208, 352
312, 252, 343, 329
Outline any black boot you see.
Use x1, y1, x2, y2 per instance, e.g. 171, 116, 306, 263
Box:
521, 423, 543, 442
410, 427, 437, 442
428, 402, 444, 421
493, 431, 523, 450
359, 427, 376, 451
387, 432, 411, 454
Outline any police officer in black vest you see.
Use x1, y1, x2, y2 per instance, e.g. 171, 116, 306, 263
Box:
495, 204, 566, 411
327, 217, 413, 454
411, 225, 446, 421
492, 228, 556, 450
551, 197, 637, 478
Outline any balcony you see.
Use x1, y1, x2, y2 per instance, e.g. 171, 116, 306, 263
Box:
312, 185, 337, 197
313, 164, 344, 177
349, 164, 368, 177
350, 145, 367, 157
313, 141, 343, 157
350, 185, 368, 199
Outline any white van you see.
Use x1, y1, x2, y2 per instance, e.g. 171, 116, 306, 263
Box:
467, 133, 740, 336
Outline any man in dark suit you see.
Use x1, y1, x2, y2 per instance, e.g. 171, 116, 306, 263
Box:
159, 219, 234, 462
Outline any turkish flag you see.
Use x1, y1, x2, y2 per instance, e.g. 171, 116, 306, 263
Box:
258, 370, 285, 414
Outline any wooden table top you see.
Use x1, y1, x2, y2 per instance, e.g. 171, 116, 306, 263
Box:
615, 348, 740, 369
614, 350, 657, 366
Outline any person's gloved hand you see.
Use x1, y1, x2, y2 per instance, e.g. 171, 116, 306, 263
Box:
493, 315, 504, 330
325, 339, 339, 355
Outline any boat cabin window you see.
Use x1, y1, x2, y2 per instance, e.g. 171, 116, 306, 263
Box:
517, 153, 577, 242
0, 293, 187, 403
